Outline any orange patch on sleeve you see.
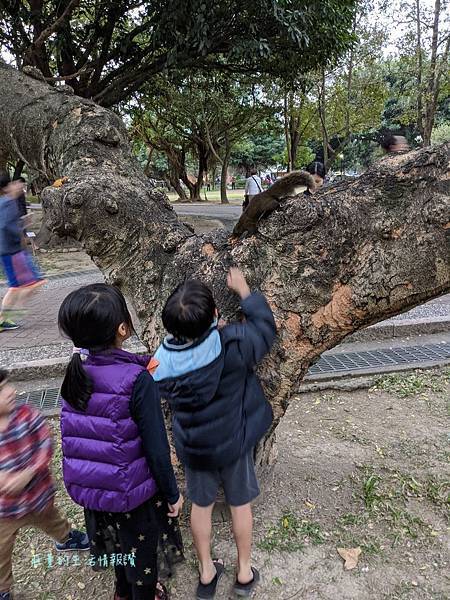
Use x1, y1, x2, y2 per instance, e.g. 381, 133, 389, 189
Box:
147, 357, 159, 374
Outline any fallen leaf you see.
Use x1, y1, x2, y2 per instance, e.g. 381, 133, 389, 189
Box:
337, 547, 362, 570
77, 582, 86, 590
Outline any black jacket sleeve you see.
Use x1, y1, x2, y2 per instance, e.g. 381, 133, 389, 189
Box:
237, 292, 277, 369
130, 371, 180, 505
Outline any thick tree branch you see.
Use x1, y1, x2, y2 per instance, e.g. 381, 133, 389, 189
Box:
0, 63, 448, 460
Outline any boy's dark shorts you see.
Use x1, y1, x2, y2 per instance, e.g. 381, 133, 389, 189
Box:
185, 450, 260, 507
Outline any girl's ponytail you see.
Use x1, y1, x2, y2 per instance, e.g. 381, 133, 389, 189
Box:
61, 352, 92, 412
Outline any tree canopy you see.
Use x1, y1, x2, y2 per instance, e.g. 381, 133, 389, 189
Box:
0, 0, 357, 107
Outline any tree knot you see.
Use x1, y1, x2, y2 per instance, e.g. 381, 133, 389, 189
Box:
105, 199, 119, 214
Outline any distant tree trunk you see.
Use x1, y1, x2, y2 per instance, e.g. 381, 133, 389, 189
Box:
1, 62, 448, 469
0, 151, 8, 173
143, 147, 154, 177
318, 70, 329, 166
163, 146, 189, 201
284, 91, 292, 172
344, 24, 356, 141
422, 0, 449, 146
12, 159, 25, 180
167, 167, 188, 201
188, 142, 209, 201
415, 0, 425, 139
290, 127, 300, 170
220, 139, 231, 204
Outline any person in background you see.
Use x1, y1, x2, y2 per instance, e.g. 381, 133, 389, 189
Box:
58, 284, 184, 600
154, 268, 276, 600
243, 168, 262, 211
304, 161, 326, 194
0, 174, 46, 332
231, 176, 236, 190
0, 368, 89, 600
380, 133, 410, 154
14, 177, 27, 219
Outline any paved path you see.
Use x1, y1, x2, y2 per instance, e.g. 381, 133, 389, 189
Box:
174, 203, 241, 220
0, 272, 103, 365
30, 202, 243, 220
1, 267, 449, 369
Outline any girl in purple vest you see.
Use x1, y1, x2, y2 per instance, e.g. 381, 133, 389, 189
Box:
58, 283, 184, 600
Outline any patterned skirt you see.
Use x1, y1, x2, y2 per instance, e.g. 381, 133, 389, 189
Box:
84, 493, 184, 589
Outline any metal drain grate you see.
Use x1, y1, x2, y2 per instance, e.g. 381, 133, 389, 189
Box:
16, 343, 450, 410
17, 387, 62, 411
307, 343, 450, 376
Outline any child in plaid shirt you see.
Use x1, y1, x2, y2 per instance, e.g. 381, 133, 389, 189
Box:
0, 369, 89, 600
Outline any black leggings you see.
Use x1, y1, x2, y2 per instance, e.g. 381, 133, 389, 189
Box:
115, 565, 155, 599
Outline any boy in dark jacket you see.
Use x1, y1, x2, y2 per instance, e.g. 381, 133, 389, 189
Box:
154, 268, 276, 599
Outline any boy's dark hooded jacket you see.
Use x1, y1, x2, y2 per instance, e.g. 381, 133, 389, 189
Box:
154, 293, 276, 470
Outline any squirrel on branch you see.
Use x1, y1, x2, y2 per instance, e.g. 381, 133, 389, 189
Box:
233, 170, 315, 237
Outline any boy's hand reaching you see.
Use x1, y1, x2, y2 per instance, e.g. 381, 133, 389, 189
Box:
167, 494, 184, 518
227, 268, 251, 300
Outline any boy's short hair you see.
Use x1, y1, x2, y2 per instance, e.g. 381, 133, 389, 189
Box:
0, 369, 9, 385
162, 280, 216, 341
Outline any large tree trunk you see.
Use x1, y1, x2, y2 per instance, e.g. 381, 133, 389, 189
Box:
1, 62, 449, 467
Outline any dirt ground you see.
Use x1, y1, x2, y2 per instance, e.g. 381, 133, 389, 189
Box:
10, 368, 449, 600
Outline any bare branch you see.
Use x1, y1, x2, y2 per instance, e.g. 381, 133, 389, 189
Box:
44, 65, 94, 82
31, 0, 81, 51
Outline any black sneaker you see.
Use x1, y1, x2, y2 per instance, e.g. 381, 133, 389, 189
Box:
0, 591, 11, 600
55, 529, 90, 552
0, 319, 19, 332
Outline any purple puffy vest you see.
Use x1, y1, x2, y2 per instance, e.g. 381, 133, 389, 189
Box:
60, 349, 157, 513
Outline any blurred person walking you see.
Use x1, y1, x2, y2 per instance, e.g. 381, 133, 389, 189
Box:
0, 174, 46, 332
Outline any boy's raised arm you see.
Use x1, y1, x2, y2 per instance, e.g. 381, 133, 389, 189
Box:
239, 293, 277, 367
227, 268, 277, 368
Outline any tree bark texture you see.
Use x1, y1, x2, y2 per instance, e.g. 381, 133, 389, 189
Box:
1, 63, 449, 464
